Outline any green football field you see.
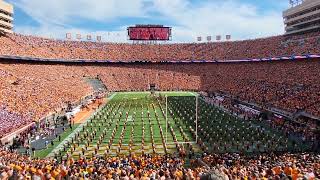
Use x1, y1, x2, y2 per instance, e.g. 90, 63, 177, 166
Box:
41, 91, 306, 160
49, 91, 201, 159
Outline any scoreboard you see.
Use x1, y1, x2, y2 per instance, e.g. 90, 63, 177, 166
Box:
128, 25, 172, 41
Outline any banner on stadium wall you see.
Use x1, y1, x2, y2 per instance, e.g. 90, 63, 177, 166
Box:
293, 55, 306, 59
309, 54, 320, 58
237, 104, 260, 115
97, 36, 102, 42
197, 37, 202, 42
271, 57, 281, 60
87, 35, 92, 41
1, 53, 320, 64
226, 35, 231, 40
216, 35, 221, 41
281, 57, 291, 60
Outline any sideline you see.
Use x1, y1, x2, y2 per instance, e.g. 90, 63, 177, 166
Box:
46, 93, 117, 158
188, 92, 197, 96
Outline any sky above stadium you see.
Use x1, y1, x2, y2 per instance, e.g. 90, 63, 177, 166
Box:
8, 0, 290, 42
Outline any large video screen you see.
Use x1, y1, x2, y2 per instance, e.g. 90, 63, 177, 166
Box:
128, 27, 171, 41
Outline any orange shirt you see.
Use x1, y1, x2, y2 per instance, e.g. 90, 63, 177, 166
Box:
284, 166, 292, 176
272, 166, 281, 175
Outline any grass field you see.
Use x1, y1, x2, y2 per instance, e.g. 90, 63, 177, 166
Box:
34, 124, 79, 158
41, 91, 306, 160
47, 92, 201, 159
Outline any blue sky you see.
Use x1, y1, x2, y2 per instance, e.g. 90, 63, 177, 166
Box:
7, 0, 290, 42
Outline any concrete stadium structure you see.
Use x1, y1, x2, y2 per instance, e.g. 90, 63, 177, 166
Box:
283, 0, 320, 35
0, 0, 13, 34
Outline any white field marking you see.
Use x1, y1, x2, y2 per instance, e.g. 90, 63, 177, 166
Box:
188, 92, 197, 96
46, 93, 117, 158
165, 141, 197, 145
127, 115, 133, 122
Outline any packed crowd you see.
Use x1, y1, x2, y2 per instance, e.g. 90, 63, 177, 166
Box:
0, 63, 93, 138
202, 152, 320, 180
0, 35, 318, 178
0, 106, 32, 139
0, 147, 319, 179
0, 32, 319, 61
0, 148, 208, 180
1, 60, 320, 139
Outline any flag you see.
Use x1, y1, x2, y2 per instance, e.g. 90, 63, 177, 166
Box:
97, 36, 102, 42
308, 54, 320, 58
66, 33, 71, 40
207, 36, 212, 42
281, 56, 290, 60
294, 55, 306, 59
76, 34, 81, 40
271, 57, 280, 60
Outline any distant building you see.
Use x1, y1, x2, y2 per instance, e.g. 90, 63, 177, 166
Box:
0, 0, 13, 34
283, 0, 320, 35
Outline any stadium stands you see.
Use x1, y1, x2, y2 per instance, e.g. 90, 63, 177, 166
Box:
0, 59, 320, 138
0, 32, 319, 179
0, 106, 31, 139
202, 152, 319, 179
0, 32, 319, 61
0, 148, 318, 179
0, 63, 93, 138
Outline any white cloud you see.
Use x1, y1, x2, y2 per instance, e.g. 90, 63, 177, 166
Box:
11, 0, 287, 42
152, 0, 285, 41
13, 0, 148, 26
14, 25, 128, 42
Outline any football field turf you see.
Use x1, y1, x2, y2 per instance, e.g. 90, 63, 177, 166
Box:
43, 91, 305, 160
51, 91, 201, 159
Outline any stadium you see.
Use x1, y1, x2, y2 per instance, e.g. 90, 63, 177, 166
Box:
0, 0, 319, 179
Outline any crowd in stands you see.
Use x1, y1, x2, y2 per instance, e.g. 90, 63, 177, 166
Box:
0, 106, 32, 139
202, 152, 319, 180
0, 63, 93, 138
200, 61, 320, 117
0, 32, 319, 61
0, 147, 319, 179
1, 59, 320, 139
0, 32, 319, 179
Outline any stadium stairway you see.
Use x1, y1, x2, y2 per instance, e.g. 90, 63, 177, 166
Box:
85, 77, 107, 92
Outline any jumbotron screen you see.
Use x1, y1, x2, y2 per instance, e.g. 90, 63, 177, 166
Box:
128, 25, 172, 41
